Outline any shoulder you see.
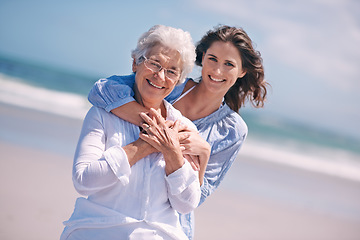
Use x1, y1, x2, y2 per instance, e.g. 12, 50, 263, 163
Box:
224, 108, 248, 136
85, 106, 122, 124
197, 104, 247, 136
166, 78, 196, 103
218, 108, 247, 141
84, 106, 108, 122
183, 78, 197, 92
196, 104, 248, 152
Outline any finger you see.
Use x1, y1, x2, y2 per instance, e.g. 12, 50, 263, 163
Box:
139, 131, 162, 151
165, 120, 174, 128
178, 132, 190, 142
150, 108, 166, 127
189, 160, 199, 171
140, 112, 155, 125
184, 155, 200, 171
184, 155, 196, 171
140, 123, 150, 133
177, 123, 198, 134
191, 155, 200, 170
181, 146, 193, 155
172, 120, 181, 132
176, 121, 188, 132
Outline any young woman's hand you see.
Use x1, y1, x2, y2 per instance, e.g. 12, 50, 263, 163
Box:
177, 123, 211, 186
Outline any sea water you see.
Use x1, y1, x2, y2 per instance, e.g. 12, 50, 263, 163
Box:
1, 55, 360, 183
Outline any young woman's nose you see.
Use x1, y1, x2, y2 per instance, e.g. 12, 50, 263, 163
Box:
213, 64, 223, 75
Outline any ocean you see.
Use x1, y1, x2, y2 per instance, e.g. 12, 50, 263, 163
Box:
1, 55, 360, 182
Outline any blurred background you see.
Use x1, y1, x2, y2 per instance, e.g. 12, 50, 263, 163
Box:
1, 0, 359, 176
0, 1, 360, 239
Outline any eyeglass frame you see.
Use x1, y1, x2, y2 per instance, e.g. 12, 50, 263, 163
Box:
139, 56, 181, 81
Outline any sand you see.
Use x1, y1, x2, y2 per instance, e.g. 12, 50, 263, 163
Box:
1, 102, 360, 240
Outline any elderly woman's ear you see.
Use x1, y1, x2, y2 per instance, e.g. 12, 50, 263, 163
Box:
132, 59, 137, 73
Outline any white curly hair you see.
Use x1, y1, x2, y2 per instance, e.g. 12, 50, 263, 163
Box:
131, 25, 195, 84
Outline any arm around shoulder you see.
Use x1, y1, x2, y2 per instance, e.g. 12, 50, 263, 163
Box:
88, 75, 150, 126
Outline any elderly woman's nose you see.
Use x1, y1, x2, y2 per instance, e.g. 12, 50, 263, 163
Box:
155, 68, 166, 80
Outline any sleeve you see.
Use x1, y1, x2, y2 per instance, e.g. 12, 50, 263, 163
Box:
164, 78, 189, 104
199, 128, 247, 206
87, 75, 136, 112
87, 75, 189, 112
165, 158, 201, 214
72, 107, 131, 196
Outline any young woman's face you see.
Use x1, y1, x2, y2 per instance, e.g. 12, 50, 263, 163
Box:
133, 44, 182, 107
201, 41, 246, 95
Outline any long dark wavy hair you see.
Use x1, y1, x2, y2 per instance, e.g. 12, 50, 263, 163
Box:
195, 25, 269, 112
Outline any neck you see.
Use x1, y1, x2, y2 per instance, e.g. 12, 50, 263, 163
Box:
134, 86, 167, 118
195, 82, 223, 109
174, 82, 223, 120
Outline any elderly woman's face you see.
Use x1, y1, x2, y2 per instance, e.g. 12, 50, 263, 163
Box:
133, 45, 182, 107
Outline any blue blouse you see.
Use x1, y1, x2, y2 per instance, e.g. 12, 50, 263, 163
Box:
88, 74, 248, 239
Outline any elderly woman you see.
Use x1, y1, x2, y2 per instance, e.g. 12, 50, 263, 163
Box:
60, 25, 203, 240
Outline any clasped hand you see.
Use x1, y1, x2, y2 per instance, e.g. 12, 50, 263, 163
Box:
139, 108, 205, 172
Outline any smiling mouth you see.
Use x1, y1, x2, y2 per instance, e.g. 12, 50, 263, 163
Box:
147, 79, 164, 89
209, 76, 225, 82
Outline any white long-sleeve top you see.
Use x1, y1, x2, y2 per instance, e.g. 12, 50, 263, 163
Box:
61, 101, 201, 240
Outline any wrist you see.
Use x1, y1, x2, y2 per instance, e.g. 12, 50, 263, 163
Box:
164, 149, 185, 175
137, 138, 157, 155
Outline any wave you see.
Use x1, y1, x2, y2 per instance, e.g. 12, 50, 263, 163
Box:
0, 73, 91, 119
241, 138, 360, 182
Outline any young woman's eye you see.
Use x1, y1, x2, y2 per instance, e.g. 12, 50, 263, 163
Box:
208, 57, 217, 62
225, 62, 235, 67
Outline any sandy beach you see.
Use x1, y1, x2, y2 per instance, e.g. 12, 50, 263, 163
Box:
1, 102, 360, 240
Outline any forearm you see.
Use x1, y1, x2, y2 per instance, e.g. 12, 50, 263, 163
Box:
163, 148, 185, 175
198, 146, 211, 186
111, 101, 149, 126
122, 138, 157, 166
179, 130, 211, 186
87, 74, 136, 112
198, 140, 243, 205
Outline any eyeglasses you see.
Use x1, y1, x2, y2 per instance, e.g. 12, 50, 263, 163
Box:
141, 56, 181, 81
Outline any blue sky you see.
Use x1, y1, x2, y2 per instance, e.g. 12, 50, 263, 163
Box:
0, 0, 359, 140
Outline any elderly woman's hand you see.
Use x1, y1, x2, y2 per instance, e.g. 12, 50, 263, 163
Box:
139, 108, 185, 175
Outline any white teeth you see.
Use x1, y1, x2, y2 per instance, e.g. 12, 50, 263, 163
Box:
210, 76, 223, 82
148, 80, 163, 89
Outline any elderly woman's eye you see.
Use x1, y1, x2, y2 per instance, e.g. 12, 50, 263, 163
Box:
151, 61, 161, 68
167, 69, 178, 76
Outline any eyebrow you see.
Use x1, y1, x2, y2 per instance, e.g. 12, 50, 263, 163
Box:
208, 53, 236, 65
170, 66, 181, 71
225, 59, 236, 65
208, 54, 217, 58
